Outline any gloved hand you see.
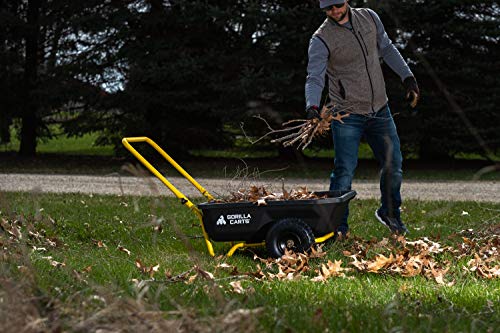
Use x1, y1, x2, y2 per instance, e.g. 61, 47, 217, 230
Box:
403, 76, 420, 108
306, 105, 321, 120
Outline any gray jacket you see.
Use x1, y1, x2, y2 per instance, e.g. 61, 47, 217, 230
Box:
306, 7, 413, 114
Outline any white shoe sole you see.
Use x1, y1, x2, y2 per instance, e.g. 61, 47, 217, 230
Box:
375, 210, 409, 234
375, 210, 391, 230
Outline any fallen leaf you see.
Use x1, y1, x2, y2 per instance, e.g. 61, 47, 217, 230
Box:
348, 255, 366, 271
256, 198, 267, 206
135, 259, 160, 278
50, 260, 65, 268
229, 281, 245, 294
135, 259, 144, 270
429, 261, 450, 285
312, 260, 349, 281
186, 274, 198, 284
195, 266, 214, 280
94, 240, 107, 249
150, 264, 160, 277
402, 255, 423, 277
118, 246, 131, 256
366, 254, 394, 273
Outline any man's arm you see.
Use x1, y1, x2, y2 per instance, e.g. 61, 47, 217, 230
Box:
305, 36, 329, 108
368, 9, 419, 107
367, 8, 413, 81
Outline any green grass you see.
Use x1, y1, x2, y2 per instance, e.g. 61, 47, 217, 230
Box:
37, 132, 114, 156
1, 126, 498, 180
189, 142, 376, 159
0, 125, 114, 156
1, 123, 498, 162
1, 149, 498, 181
1, 191, 499, 332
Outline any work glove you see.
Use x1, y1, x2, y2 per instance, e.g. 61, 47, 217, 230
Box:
306, 105, 321, 120
403, 76, 420, 108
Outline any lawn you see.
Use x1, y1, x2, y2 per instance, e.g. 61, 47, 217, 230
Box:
1, 191, 499, 332
1, 127, 499, 180
0, 127, 114, 156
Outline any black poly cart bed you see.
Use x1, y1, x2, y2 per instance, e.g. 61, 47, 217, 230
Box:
122, 137, 357, 258
199, 190, 356, 257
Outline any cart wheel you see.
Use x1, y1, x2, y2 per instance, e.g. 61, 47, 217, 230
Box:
265, 218, 315, 258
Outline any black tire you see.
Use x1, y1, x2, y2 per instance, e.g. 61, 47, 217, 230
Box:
265, 218, 315, 258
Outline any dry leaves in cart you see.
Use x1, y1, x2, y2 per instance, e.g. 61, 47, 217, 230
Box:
213, 185, 326, 204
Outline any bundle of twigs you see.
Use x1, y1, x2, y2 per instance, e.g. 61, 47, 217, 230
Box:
243, 106, 349, 150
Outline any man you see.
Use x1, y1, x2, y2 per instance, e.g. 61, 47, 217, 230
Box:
305, 0, 420, 236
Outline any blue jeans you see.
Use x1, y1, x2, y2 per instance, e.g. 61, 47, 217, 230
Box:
329, 105, 403, 232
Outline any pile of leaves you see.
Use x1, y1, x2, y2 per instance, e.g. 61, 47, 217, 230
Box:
3, 212, 498, 286
132, 229, 498, 288
454, 226, 500, 279
341, 236, 454, 285
213, 185, 326, 204
297, 231, 497, 283
242, 236, 456, 285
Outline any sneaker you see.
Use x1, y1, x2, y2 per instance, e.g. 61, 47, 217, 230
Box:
375, 209, 409, 234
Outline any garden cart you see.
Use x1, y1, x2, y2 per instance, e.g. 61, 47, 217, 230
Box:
122, 137, 356, 258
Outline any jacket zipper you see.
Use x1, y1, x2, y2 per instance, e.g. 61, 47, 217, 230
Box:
358, 31, 369, 56
351, 28, 375, 111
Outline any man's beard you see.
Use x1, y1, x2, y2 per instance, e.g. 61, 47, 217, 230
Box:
331, 8, 348, 22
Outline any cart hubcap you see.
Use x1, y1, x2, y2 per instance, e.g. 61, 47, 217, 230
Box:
278, 232, 302, 252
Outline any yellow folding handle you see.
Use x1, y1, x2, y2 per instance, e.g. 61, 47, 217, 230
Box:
122, 136, 215, 256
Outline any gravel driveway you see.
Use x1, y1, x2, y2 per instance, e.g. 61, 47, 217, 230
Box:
0, 173, 499, 203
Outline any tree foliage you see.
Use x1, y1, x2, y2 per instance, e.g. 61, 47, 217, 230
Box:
375, 0, 499, 160
1, 0, 498, 160
0, 0, 115, 156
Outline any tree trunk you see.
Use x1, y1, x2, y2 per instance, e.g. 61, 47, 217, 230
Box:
19, 0, 41, 157
0, 115, 12, 143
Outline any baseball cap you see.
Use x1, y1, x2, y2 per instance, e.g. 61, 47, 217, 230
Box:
319, 0, 346, 8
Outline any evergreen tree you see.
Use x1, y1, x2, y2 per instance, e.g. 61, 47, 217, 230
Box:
374, 0, 499, 160
2, 0, 497, 160
0, 1, 24, 144
0, 0, 121, 156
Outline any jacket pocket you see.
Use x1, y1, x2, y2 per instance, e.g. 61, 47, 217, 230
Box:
338, 80, 346, 99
